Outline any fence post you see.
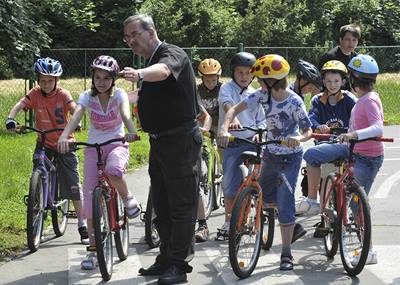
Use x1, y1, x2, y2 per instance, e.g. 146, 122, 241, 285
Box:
238, 43, 244, 52
26, 79, 35, 127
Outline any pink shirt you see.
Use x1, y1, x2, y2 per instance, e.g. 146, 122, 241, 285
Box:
349, 91, 384, 157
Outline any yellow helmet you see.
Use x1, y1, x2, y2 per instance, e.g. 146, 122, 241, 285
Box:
198, 58, 222, 76
250, 54, 290, 80
321, 60, 348, 76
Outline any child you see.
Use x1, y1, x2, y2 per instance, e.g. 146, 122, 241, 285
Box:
219, 54, 312, 270
290, 59, 322, 100
216, 52, 266, 240
57, 55, 140, 270
195, 58, 223, 242
5, 57, 88, 245
302, 54, 384, 264
296, 60, 357, 217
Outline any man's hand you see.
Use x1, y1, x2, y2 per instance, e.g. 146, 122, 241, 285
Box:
119, 67, 140, 83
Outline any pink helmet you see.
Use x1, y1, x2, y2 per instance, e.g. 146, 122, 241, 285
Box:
91, 55, 120, 75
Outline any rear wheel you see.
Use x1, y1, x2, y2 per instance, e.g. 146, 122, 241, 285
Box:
261, 208, 275, 250
145, 190, 160, 248
93, 187, 113, 281
114, 193, 129, 260
339, 183, 371, 276
27, 170, 45, 252
51, 174, 69, 237
229, 187, 263, 279
322, 174, 339, 258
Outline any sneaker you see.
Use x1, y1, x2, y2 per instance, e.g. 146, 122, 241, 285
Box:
350, 249, 378, 266
78, 226, 89, 245
195, 225, 209, 243
125, 197, 140, 219
295, 197, 320, 216
215, 222, 230, 241
81, 252, 98, 270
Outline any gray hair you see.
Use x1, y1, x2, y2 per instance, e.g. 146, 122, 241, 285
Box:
123, 14, 156, 31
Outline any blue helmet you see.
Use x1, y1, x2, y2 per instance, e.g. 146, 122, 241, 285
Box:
34, 57, 63, 77
348, 54, 379, 81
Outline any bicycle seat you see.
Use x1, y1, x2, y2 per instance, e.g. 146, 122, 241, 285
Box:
241, 151, 258, 164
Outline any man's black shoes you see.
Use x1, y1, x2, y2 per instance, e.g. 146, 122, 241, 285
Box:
158, 265, 187, 285
138, 261, 167, 276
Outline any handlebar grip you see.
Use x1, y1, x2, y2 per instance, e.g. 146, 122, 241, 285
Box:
311, 133, 331, 140
375, 137, 394, 142
228, 136, 236, 142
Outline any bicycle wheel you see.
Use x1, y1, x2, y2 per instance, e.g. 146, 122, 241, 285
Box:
322, 174, 339, 258
339, 183, 371, 276
261, 208, 275, 250
229, 186, 263, 279
51, 174, 69, 237
93, 187, 113, 281
144, 190, 160, 248
114, 192, 129, 261
27, 170, 45, 252
212, 150, 223, 210
199, 148, 213, 218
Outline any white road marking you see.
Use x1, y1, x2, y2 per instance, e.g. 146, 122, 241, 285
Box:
383, 158, 400, 161
372, 169, 400, 199
368, 245, 400, 285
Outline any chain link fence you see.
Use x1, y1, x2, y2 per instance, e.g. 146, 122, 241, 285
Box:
1, 44, 399, 125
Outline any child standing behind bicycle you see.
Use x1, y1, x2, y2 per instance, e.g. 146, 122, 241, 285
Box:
303, 54, 385, 265
57, 55, 140, 270
5, 57, 88, 245
195, 58, 223, 242
219, 54, 312, 271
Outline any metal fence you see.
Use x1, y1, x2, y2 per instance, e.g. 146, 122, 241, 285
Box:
1, 44, 399, 126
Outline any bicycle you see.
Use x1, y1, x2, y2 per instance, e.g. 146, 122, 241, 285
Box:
228, 127, 283, 279
143, 186, 160, 248
199, 130, 223, 218
74, 137, 137, 281
17, 126, 70, 252
312, 133, 393, 276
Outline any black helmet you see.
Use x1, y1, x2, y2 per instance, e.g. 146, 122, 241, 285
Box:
297, 60, 322, 90
230, 52, 256, 71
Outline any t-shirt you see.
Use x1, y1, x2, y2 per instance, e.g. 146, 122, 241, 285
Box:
78, 88, 127, 144
137, 42, 199, 134
218, 80, 266, 139
20, 86, 75, 150
243, 88, 312, 155
197, 82, 221, 130
349, 91, 384, 157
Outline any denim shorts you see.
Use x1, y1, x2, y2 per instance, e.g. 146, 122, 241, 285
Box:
259, 151, 303, 225
222, 143, 256, 199
303, 143, 349, 167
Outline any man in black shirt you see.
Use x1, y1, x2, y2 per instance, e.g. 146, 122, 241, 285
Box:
121, 14, 201, 285
318, 24, 361, 90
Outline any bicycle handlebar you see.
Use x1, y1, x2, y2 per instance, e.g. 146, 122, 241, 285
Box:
228, 136, 283, 147
72, 137, 126, 149
311, 133, 394, 144
17, 126, 64, 135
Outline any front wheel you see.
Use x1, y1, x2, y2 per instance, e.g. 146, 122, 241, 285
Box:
322, 174, 339, 258
114, 193, 129, 261
51, 175, 69, 237
229, 187, 263, 279
144, 189, 160, 248
212, 150, 223, 210
93, 187, 113, 281
339, 183, 371, 276
27, 170, 45, 252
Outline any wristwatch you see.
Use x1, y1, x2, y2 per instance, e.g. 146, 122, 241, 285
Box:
138, 70, 144, 81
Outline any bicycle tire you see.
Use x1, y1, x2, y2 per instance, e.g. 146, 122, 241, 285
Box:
212, 150, 223, 210
93, 187, 113, 281
339, 183, 371, 276
51, 174, 69, 237
229, 186, 263, 279
114, 192, 129, 261
200, 148, 214, 218
144, 190, 160, 248
322, 174, 339, 258
27, 170, 45, 252
261, 208, 275, 250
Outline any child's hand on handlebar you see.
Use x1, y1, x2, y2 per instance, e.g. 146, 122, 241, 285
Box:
218, 130, 231, 148
337, 132, 357, 143
316, 124, 330, 134
57, 136, 70, 154
125, 133, 140, 142
285, 137, 301, 148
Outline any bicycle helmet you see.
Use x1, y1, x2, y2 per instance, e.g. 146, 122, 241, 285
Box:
34, 57, 63, 77
321, 60, 348, 77
297, 60, 322, 90
230, 52, 256, 71
250, 54, 290, 80
198, 58, 222, 76
348, 54, 379, 81
91, 55, 120, 76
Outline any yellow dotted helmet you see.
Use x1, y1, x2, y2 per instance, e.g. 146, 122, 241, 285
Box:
321, 60, 348, 77
198, 58, 222, 76
250, 54, 290, 80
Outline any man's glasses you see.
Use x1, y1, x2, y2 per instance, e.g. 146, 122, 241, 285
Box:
123, 30, 145, 42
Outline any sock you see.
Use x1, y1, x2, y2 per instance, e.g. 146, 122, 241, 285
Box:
307, 197, 318, 203
282, 245, 292, 257
198, 219, 207, 228
78, 219, 87, 228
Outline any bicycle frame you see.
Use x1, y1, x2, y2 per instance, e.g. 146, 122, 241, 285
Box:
202, 131, 221, 186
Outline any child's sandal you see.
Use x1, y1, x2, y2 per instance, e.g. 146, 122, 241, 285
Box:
280, 254, 294, 271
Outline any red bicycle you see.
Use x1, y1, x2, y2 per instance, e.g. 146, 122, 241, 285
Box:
312, 133, 393, 276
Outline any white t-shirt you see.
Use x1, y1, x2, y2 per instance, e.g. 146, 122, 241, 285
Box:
78, 88, 127, 144
243, 88, 311, 155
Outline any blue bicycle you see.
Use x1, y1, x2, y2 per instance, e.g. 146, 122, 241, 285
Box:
19, 126, 70, 252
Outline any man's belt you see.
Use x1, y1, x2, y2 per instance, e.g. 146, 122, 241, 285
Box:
149, 120, 198, 139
